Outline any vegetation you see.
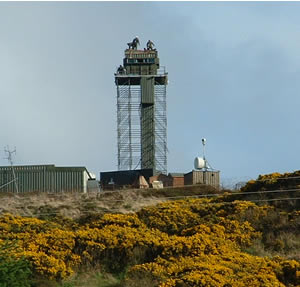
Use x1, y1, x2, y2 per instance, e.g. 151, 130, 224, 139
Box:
0, 241, 32, 287
0, 194, 299, 286
0, 172, 299, 286
241, 170, 300, 194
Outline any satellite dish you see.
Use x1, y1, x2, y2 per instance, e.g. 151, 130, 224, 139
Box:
194, 157, 205, 170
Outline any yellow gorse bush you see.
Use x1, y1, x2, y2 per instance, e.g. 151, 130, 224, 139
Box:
129, 252, 297, 286
241, 170, 300, 192
88, 213, 144, 229
0, 198, 299, 286
0, 214, 80, 280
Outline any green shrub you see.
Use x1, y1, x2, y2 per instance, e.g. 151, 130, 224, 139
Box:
0, 241, 32, 287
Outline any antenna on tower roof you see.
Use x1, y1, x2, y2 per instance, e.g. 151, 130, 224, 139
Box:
4, 146, 19, 193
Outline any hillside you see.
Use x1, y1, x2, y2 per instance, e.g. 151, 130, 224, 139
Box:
0, 185, 219, 219
0, 177, 299, 287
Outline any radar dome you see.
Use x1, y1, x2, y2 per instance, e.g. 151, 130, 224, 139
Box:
194, 157, 205, 170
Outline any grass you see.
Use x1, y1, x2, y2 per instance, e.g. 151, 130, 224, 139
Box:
55, 270, 123, 287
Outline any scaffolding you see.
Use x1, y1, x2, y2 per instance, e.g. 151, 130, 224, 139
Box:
115, 49, 168, 174
154, 83, 167, 173
116, 82, 141, 170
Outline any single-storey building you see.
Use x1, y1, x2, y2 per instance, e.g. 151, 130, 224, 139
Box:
149, 173, 185, 188
184, 170, 220, 188
0, 164, 94, 193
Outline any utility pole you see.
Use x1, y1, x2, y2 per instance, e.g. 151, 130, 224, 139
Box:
4, 146, 18, 193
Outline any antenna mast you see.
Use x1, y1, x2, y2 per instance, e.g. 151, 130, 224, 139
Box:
202, 138, 206, 161
4, 146, 19, 193
201, 138, 209, 171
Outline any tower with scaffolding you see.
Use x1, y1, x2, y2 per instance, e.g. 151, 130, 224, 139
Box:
114, 38, 168, 174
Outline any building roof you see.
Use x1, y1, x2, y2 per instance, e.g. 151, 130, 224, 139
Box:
0, 164, 88, 172
168, 173, 185, 177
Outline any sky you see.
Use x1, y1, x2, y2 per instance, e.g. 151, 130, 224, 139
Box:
1, 2, 300, 185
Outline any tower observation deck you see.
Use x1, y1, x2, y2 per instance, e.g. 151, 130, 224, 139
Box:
115, 39, 168, 174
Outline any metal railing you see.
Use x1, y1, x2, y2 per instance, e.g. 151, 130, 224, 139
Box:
115, 66, 167, 77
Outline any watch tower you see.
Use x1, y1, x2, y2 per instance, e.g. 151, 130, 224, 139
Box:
115, 38, 168, 174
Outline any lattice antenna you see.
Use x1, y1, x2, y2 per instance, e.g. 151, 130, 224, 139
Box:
4, 146, 19, 193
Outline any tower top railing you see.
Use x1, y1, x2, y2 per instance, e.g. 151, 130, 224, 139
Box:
115, 66, 167, 77
124, 49, 158, 59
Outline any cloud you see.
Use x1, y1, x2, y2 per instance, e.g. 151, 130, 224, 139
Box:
0, 2, 300, 182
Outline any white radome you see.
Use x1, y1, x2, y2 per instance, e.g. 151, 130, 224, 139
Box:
194, 157, 206, 170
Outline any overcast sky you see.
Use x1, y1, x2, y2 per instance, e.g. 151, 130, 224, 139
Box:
1, 2, 300, 184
